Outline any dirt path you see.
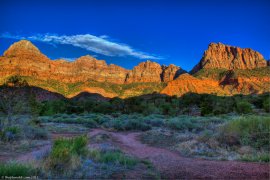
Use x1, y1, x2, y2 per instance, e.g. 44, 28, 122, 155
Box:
89, 129, 270, 179
8, 129, 270, 179
14, 133, 80, 163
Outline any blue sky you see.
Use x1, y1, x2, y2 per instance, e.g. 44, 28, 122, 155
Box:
0, 0, 269, 71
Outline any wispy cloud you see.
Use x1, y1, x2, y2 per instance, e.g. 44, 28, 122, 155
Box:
1, 33, 162, 60
58, 57, 77, 62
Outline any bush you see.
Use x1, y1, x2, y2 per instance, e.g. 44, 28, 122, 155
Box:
263, 99, 270, 112
166, 117, 200, 131
93, 102, 113, 114
0, 162, 36, 176
105, 117, 151, 131
236, 101, 252, 114
124, 119, 151, 131
240, 153, 270, 163
218, 116, 270, 148
161, 103, 177, 116
0, 126, 21, 142
25, 126, 49, 140
143, 115, 165, 127
88, 150, 137, 168
48, 135, 87, 171
200, 102, 213, 116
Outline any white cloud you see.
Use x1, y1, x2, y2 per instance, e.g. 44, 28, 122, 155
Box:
58, 57, 77, 62
1, 33, 162, 60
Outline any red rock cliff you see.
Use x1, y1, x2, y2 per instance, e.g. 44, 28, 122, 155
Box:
191, 43, 267, 73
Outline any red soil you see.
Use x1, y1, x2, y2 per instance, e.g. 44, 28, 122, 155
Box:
6, 129, 269, 179
88, 129, 270, 179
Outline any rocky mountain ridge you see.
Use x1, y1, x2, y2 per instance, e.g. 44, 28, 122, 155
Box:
0, 40, 186, 85
0, 40, 269, 98
191, 42, 267, 74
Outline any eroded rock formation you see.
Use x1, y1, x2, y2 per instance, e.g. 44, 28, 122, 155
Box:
0, 40, 269, 98
191, 43, 267, 74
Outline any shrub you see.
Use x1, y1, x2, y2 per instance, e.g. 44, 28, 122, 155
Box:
93, 102, 113, 114
124, 119, 151, 131
236, 101, 252, 114
161, 103, 177, 116
143, 116, 165, 127
240, 153, 270, 163
25, 126, 49, 140
100, 151, 137, 167
0, 162, 36, 176
103, 115, 151, 131
200, 102, 213, 116
263, 99, 270, 112
218, 116, 270, 149
88, 150, 137, 168
0, 126, 21, 141
166, 117, 200, 131
48, 135, 87, 171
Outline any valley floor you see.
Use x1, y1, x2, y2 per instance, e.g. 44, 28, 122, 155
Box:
2, 128, 269, 179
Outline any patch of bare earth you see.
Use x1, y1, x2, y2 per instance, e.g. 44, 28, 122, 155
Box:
88, 129, 270, 179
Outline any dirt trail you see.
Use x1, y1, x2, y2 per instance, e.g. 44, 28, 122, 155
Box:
89, 129, 270, 179
15, 133, 80, 163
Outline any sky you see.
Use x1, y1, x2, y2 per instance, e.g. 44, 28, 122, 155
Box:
0, 0, 269, 71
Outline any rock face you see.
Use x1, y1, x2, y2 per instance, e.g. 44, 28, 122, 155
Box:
162, 68, 270, 97
191, 43, 267, 74
4, 40, 46, 58
161, 64, 186, 82
0, 41, 129, 84
125, 61, 186, 83
0, 40, 185, 85
161, 73, 223, 96
0, 40, 269, 98
0, 40, 186, 97
125, 61, 163, 83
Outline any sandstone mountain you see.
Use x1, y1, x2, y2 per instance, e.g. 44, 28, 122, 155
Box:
0, 40, 269, 98
191, 43, 267, 74
125, 61, 185, 83
161, 73, 223, 96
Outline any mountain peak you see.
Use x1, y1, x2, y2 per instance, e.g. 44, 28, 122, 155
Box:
191, 42, 267, 74
3, 40, 42, 57
74, 55, 108, 68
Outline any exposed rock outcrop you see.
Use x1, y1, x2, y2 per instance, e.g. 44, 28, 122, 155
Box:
0, 40, 269, 98
161, 73, 224, 96
125, 60, 163, 83
0, 40, 185, 85
191, 43, 267, 74
161, 64, 186, 82
0, 41, 129, 84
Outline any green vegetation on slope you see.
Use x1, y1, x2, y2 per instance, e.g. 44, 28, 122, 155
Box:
0, 76, 166, 98
194, 67, 270, 80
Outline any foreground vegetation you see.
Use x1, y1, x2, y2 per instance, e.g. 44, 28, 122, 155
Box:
141, 115, 270, 162
0, 76, 269, 178
39, 113, 270, 163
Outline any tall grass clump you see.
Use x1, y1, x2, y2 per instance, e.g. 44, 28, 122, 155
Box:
0, 162, 36, 176
46, 135, 87, 172
218, 116, 270, 149
88, 149, 137, 168
240, 152, 270, 163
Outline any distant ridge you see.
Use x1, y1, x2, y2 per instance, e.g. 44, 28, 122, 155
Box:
0, 40, 269, 98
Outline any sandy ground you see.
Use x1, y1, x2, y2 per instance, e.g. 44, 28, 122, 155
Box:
89, 129, 270, 179
4, 129, 269, 179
